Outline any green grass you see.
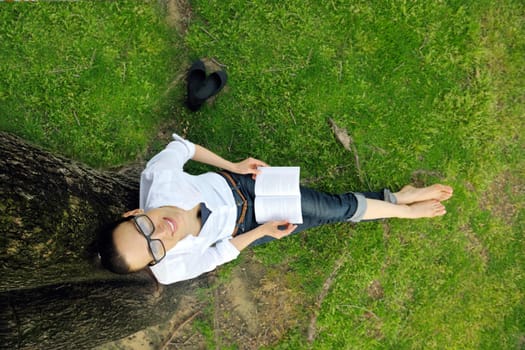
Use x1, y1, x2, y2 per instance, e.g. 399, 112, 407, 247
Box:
2, 0, 524, 349
184, 0, 524, 349
0, 1, 183, 167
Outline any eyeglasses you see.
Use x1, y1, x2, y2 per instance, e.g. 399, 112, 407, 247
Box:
132, 214, 166, 266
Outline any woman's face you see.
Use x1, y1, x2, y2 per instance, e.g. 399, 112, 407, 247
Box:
113, 206, 191, 271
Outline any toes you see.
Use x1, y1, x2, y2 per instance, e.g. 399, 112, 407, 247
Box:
437, 184, 454, 194
439, 193, 452, 201
435, 184, 453, 201
397, 184, 453, 204
434, 202, 446, 215
427, 200, 446, 216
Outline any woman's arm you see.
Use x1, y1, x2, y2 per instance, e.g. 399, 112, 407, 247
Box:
192, 144, 268, 178
229, 221, 298, 251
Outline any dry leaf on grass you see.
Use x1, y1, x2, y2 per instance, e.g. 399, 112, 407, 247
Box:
328, 118, 352, 151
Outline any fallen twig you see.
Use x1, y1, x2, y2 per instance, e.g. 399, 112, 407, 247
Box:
160, 310, 202, 350
72, 110, 80, 127
288, 109, 297, 125
200, 27, 218, 41
210, 57, 228, 68
307, 255, 346, 344
328, 118, 369, 188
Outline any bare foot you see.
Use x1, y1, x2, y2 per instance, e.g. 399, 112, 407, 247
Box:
404, 200, 447, 218
394, 184, 453, 205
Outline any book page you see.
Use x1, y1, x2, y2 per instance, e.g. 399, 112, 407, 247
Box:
254, 167, 300, 196
254, 196, 303, 224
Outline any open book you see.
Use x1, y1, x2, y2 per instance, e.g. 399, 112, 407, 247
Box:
254, 167, 303, 224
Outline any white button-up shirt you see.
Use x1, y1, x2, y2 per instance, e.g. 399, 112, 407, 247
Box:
141, 133, 240, 284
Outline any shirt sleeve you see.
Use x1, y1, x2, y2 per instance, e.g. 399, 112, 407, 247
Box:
144, 133, 196, 172
151, 239, 240, 285
140, 133, 197, 210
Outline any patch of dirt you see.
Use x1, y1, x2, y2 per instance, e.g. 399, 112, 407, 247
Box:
366, 280, 384, 301
158, 0, 193, 100
207, 254, 303, 350
461, 223, 490, 267
480, 170, 523, 225
163, 0, 192, 34
410, 169, 445, 187
157, 295, 207, 350
517, 334, 525, 350
362, 311, 384, 341
99, 254, 303, 350
95, 294, 206, 350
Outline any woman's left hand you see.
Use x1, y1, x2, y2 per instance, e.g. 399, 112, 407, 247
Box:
233, 157, 269, 179
261, 220, 298, 239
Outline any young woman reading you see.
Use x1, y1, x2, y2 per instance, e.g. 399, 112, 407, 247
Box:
99, 133, 453, 285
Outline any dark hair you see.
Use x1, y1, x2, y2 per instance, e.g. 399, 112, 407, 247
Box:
98, 216, 134, 274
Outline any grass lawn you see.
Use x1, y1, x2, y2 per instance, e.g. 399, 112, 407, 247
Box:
1, 0, 523, 349
0, 1, 184, 167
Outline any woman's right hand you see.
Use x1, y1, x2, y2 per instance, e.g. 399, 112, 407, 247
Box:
232, 157, 269, 179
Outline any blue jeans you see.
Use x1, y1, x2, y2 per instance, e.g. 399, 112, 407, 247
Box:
221, 172, 387, 246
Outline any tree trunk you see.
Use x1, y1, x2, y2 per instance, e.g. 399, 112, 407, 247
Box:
0, 132, 204, 349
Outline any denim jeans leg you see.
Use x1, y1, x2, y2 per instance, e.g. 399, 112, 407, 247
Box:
226, 172, 387, 247
295, 186, 370, 233
249, 186, 385, 246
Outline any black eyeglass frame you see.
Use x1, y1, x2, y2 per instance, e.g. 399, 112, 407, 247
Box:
131, 214, 166, 266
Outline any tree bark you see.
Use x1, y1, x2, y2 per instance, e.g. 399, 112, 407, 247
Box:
0, 132, 204, 349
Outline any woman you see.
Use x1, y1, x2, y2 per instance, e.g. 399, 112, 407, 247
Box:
99, 133, 453, 285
